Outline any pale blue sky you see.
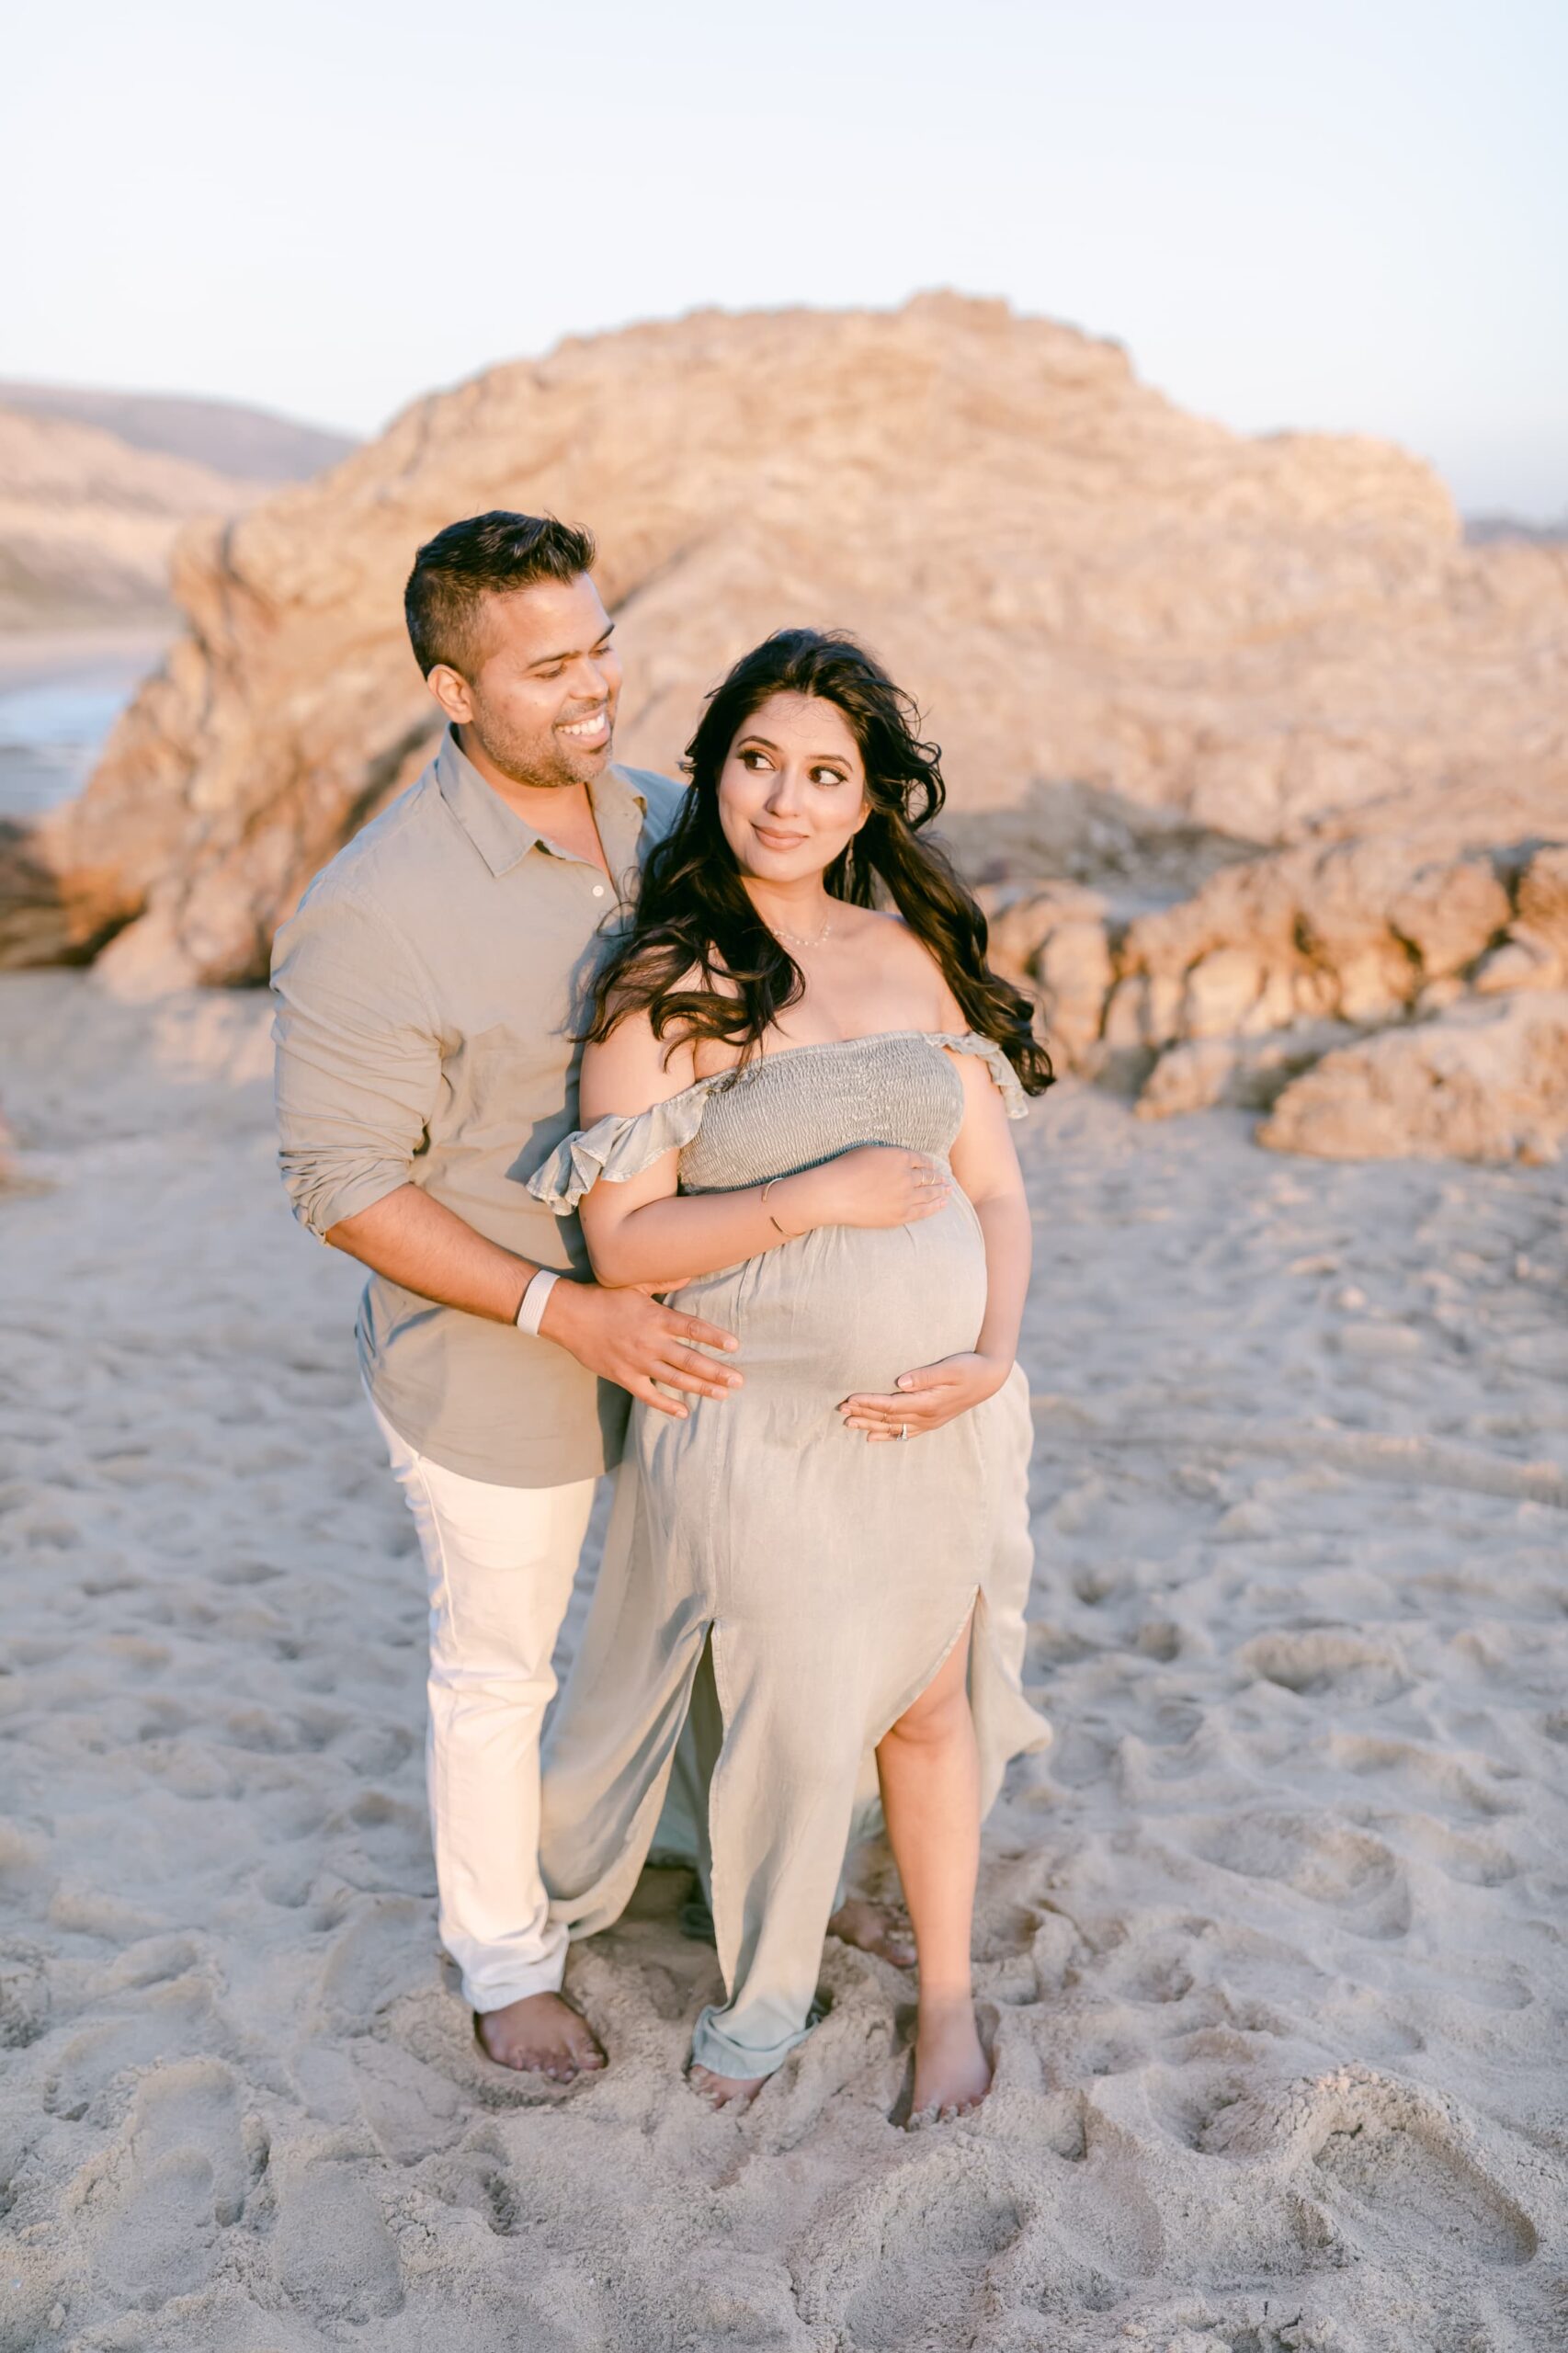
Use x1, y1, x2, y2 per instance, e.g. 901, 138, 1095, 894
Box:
6, 0, 1564, 514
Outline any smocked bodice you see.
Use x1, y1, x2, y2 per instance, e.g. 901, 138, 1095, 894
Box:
528, 1030, 1025, 1211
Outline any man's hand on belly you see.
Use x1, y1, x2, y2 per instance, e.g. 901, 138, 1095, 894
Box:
540, 1281, 743, 1418
838, 1352, 1008, 1442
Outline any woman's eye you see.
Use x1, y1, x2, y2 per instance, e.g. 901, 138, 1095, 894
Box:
740, 749, 770, 771
812, 767, 846, 787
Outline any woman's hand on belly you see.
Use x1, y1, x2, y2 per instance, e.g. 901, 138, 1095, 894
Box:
838, 1351, 1011, 1442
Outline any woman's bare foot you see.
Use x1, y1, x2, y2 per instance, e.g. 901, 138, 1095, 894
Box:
829, 1896, 917, 1969
687, 2062, 767, 2110
908, 1995, 991, 2125
474, 1992, 605, 2081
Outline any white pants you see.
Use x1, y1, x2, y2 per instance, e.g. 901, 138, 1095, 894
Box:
369, 1396, 598, 2015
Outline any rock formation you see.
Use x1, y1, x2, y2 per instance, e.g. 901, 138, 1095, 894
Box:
988, 834, 1568, 1157
1258, 992, 1568, 1163
6, 293, 1565, 983
1, 294, 1563, 1161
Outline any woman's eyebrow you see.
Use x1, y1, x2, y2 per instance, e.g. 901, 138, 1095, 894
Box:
737, 734, 850, 765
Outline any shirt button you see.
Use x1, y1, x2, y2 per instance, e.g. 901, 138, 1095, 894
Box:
593, 884, 606, 898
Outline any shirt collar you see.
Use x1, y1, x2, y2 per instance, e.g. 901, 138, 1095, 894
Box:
434, 726, 650, 881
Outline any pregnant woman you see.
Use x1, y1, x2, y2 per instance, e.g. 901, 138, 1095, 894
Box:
528, 628, 1051, 2119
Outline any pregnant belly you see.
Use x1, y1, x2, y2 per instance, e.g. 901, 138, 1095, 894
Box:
673, 1197, 989, 1399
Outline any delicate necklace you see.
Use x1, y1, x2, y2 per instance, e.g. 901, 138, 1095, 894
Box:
771, 913, 835, 949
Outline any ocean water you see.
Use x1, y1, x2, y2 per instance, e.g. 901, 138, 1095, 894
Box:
0, 645, 161, 819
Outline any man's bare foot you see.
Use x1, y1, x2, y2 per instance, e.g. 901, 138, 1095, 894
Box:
473, 1992, 605, 2082
829, 1896, 916, 1970
908, 1995, 991, 2125
687, 2062, 767, 2110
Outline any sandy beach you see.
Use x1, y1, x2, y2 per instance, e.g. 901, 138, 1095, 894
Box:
1, 969, 1565, 2352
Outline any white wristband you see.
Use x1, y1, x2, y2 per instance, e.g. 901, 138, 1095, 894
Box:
514, 1268, 560, 1336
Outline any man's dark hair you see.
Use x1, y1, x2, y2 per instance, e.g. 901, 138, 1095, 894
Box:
403, 511, 597, 678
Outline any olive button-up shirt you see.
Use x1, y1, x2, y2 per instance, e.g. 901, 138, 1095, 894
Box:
271, 726, 685, 1487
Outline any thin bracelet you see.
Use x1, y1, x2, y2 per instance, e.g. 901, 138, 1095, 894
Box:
759, 1176, 796, 1240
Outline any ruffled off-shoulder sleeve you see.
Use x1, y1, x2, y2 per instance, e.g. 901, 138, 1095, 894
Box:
938, 1031, 1029, 1120
526, 1086, 711, 1213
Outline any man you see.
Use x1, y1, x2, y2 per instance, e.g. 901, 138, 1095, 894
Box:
272, 513, 742, 2080
275, 511, 915, 2084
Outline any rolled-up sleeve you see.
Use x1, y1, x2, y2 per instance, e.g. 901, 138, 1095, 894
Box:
271, 883, 441, 1240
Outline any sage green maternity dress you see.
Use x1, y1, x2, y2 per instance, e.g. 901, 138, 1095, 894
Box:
528, 1030, 1049, 2080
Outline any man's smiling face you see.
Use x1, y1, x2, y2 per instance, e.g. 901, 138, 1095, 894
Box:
428, 571, 622, 790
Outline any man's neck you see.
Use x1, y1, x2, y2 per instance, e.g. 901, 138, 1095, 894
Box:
455, 725, 608, 873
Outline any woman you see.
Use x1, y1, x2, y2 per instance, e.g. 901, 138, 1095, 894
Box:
528, 628, 1051, 2120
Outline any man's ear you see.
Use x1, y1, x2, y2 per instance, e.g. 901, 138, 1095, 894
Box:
426, 663, 474, 727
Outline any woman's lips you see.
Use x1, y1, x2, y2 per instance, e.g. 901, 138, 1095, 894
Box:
753, 824, 807, 849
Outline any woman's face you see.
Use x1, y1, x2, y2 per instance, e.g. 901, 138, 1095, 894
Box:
716, 692, 869, 885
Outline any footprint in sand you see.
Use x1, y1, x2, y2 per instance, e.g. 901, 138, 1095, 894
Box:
1187, 1809, 1413, 1939
825, 2159, 1025, 2352
1312, 2104, 1537, 2268
1141, 2060, 1257, 2154
1051, 2129, 1169, 2287
94, 1934, 207, 1997
324, 1789, 436, 1896
45, 2009, 199, 2122
1238, 1628, 1409, 1704
65, 2057, 262, 2307
268, 2154, 404, 2324
312, 1894, 431, 2029
0, 1940, 51, 2050
1328, 1732, 1522, 1821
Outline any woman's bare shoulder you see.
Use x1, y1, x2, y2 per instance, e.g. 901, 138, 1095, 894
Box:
582, 1001, 699, 1116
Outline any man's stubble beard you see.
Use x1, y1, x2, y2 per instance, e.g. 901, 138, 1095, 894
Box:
466, 704, 613, 793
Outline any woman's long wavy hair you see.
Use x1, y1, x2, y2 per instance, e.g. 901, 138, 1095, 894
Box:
585, 628, 1053, 1096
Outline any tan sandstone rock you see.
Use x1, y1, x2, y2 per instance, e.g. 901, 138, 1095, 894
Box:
5, 295, 1567, 987
1257, 993, 1568, 1164
1136, 1023, 1359, 1120
1471, 928, 1562, 995
1119, 838, 1513, 1046
1515, 844, 1568, 956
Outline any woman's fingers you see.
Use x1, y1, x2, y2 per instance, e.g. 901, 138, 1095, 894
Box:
899, 1153, 949, 1222
842, 1408, 940, 1438
841, 1381, 955, 1417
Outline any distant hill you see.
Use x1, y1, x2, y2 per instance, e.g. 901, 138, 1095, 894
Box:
1464, 511, 1568, 546
0, 406, 266, 629
0, 382, 357, 485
